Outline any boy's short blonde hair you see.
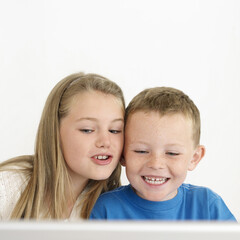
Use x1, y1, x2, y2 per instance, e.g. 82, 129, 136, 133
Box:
125, 87, 201, 147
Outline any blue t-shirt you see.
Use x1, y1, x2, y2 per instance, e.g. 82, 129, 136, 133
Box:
90, 184, 236, 221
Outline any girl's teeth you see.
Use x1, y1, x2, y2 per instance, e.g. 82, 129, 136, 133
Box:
94, 155, 109, 160
144, 176, 167, 184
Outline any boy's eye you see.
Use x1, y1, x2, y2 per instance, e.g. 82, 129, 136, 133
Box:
134, 150, 148, 154
109, 130, 122, 134
80, 129, 94, 133
166, 152, 179, 156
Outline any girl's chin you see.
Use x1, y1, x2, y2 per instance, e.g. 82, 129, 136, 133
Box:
92, 173, 113, 181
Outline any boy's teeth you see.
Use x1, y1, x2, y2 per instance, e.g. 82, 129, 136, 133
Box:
144, 176, 167, 184
94, 155, 109, 160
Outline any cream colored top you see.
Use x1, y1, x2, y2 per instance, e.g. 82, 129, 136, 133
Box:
0, 170, 83, 220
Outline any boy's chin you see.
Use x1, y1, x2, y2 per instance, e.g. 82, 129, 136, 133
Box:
137, 190, 177, 202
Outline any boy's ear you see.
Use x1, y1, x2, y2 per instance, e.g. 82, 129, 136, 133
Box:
188, 145, 205, 171
120, 156, 126, 166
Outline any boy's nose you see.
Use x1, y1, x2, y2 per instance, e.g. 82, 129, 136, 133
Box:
147, 155, 166, 169
95, 132, 111, 148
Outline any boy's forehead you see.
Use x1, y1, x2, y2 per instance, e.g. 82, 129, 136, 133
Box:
126, 110, 194, 135
125, 110, 195, 147
127, 110, 192, 122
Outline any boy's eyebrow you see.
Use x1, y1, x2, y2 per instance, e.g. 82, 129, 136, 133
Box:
76, 117, 124, 123
127, 141, 149, 145
127, 142, 185, 148
165, 143, 185, 148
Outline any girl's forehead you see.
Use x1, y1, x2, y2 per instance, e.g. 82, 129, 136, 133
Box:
65, 91, 124, 119
71, 90, 121, 103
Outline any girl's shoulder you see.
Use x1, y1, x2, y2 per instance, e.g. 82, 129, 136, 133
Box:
0, 167, 29, 220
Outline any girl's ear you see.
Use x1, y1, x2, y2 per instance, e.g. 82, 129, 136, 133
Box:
188, 145, 205, 171
120, 156, 126, 166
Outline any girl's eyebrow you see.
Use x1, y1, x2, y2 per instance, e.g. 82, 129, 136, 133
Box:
76, 117, 97, 122
76, 117, 124, 123
112, 118, 124, 123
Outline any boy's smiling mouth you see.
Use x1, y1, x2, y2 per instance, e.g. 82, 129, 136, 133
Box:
142, 176, 169, 185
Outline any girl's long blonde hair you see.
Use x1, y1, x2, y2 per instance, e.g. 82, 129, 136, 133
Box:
0, 72, 125, 219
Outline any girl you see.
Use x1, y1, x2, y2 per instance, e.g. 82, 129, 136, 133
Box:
0, 72, 125, 220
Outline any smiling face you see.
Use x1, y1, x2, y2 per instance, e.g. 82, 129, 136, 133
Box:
60, 91, 124, 192
123, 111, 204, 202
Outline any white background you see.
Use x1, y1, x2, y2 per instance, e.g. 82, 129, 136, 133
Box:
0, 0, 239, 221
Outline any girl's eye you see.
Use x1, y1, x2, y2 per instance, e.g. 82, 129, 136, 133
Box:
134, 150, 148, 154
109, 130, 122, 134
80, 129, 94, 133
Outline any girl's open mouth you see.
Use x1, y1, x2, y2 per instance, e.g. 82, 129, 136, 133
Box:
92, 155, 113, 165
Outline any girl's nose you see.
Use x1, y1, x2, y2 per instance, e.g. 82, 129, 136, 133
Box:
95, 132, 111, 148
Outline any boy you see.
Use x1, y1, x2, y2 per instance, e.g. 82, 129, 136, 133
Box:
90, 87, 236, 221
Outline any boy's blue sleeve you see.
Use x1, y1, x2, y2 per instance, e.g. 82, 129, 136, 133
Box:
210, 196, 237, 221
89, 197, 107, 219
